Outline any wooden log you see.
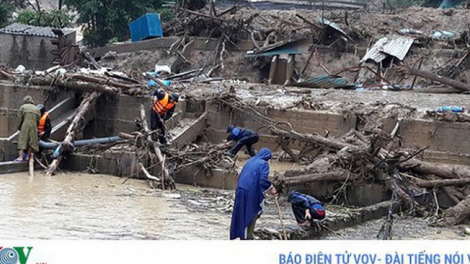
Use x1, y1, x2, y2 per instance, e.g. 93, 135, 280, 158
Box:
376, 161, 414, 208
45, 92, 101, 177
284, 170, 348, 185
118, 132, 136, 140
404, 66, 470, 92
82, 51, 103, 70
444, 195, 470, 226
65, 73, 136, 89
29, 153, 34, 177
415, 178, 470, 188
270, 126, 362, 152
30, 76, 120, 94
138, 163, 161, 181
278, 139, 299, 162
399, 159, 470, 179
442, 187, 461, 205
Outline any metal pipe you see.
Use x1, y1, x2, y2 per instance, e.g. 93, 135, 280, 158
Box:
39, 140, 60, 149
73, 136, 122, 146
39, 136, 122, 149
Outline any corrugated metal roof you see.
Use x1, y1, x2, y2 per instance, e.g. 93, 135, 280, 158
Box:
318, 17, 352, 40
382, 36, 414, 61
296, 75, 355, 88
360, 37, 388, 63
0, 23, 74, 38
360, 36, 414, 63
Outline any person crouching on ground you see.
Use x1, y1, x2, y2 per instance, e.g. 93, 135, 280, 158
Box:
16, 96, 41, 162
230, 148, 277, 240
37, 104, 51, 141
150, 88, 179, 145
288, 190, 326, 226
226, 125, 259, 157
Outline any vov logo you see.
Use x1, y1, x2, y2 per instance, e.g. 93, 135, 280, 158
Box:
0, 247, 32, 264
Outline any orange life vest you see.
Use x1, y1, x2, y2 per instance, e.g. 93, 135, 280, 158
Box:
38, 112, 49, 133
152, 93, 175, 116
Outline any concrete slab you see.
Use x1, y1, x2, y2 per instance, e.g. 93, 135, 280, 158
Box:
0, 161, 30, 174
400, 119, 470, 154
62, 152, 140, 177
171, 113, 207, 149
175, 167, 238, 190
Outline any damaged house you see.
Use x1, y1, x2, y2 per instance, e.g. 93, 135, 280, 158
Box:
0, 23, 76, 70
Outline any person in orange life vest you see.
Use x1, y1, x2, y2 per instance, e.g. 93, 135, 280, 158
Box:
150, 89, 179, 145
36, 104, 51, 141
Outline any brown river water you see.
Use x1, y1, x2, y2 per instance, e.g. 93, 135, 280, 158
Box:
1, 171, 468, 240
0, 172, 231, 240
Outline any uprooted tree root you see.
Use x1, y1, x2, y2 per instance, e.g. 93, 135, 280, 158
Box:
213, 92, 470, 227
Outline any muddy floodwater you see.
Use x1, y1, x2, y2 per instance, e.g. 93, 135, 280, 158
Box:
1, 172, 468, 240
0, 172, 231, 240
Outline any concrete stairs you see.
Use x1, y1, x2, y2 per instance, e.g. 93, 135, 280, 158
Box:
0, 96, 76, 173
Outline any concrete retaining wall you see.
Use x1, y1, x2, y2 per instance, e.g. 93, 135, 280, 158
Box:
0, 81, 74, 137
0, 33, 75, 70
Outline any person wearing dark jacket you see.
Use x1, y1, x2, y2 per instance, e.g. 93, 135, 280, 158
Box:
230, 148, 276, 240
226, 125, 259, 157
150, 89, 179, 145
288, 191, 326, 226
37, 104, 52, 141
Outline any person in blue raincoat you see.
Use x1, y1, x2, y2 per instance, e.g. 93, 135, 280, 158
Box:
230, 148, 277, 240
226, 125, 259, 157
288, 191, 325, 226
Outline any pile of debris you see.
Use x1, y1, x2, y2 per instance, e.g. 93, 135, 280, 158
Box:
212, 94, 470, 230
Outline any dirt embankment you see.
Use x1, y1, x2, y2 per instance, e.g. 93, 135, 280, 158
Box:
99, 7, 470, 86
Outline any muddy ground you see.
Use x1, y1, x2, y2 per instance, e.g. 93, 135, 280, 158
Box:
166, 184, 469, 240
98, 6, 470, 86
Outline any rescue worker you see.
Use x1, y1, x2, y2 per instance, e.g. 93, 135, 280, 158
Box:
150, 88, 179, 145
15, 96, 41, 162
37, 104, 52, 141
288, 191, 326, 227
230, 148, 277, 240
226, 125, 259, 157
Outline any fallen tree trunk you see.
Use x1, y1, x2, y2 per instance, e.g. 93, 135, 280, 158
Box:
283, 170, 348, 185
45, 92, 101, 177
399, 159, 470, 179
404, 66, 470, 92
66, 73, 136, 89
30, 77, 120, 94
415, 178, 470, 188
139, 104, 175, 189
270, 126, 364, 152
444, 195, 470, 226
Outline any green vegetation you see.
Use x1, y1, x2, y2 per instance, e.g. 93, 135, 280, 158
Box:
16, 9, 72, 28
158, 8, 175, 23
0, 0, 25, 27
63, 0, 163, 47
